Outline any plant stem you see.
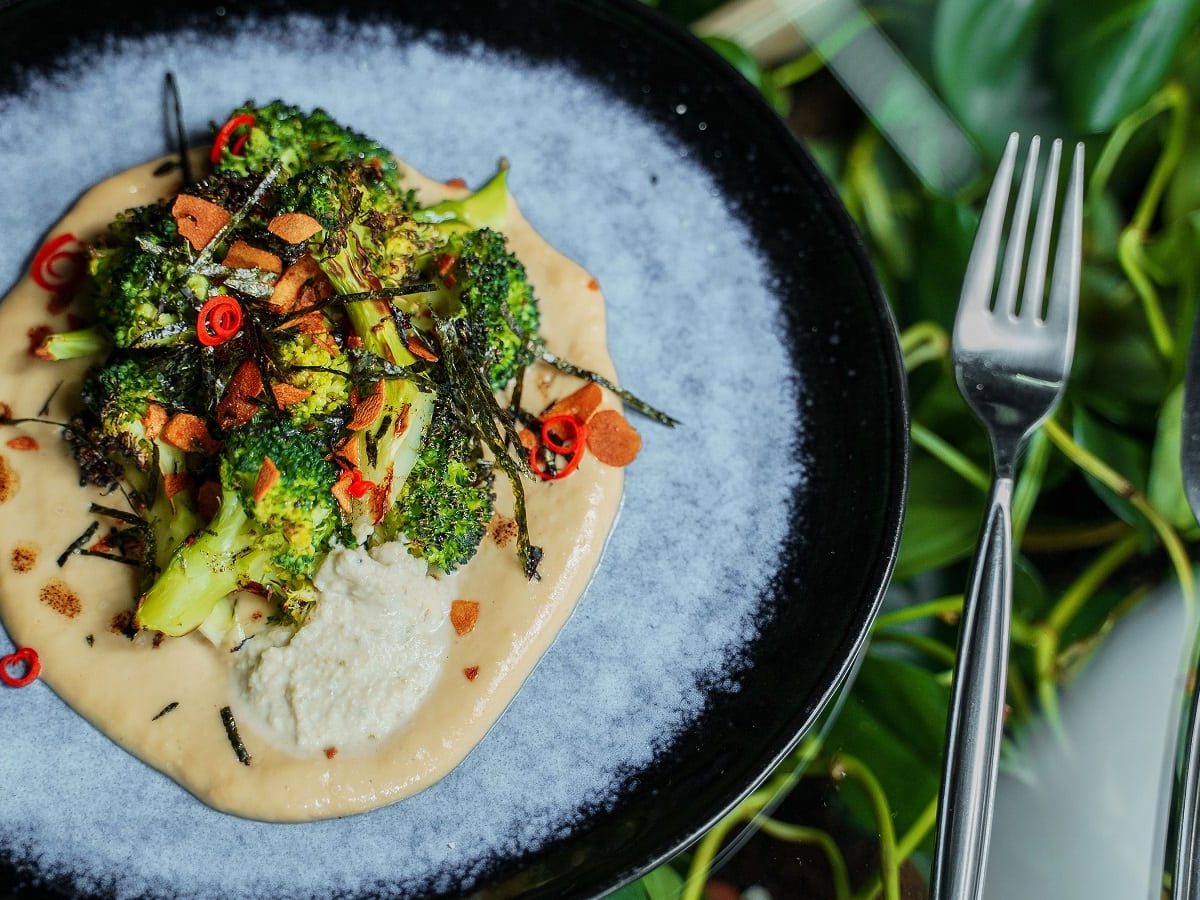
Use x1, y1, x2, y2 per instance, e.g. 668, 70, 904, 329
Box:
851, 795, 939, 900
1044, 418, 1193, 606
757, 818, 852, 900
1045, 532, 1142, 635
1012, 427, 1049, 545
874, 595, 962, 630
1021, 519, 1133, 552
873, 630, 957, 667
1093, 82, 1190, 360
911, 422, 990, 492
832, 754, 900, 900
900, 321, 950, 372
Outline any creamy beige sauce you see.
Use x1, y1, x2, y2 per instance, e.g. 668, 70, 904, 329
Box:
0, 152, 622, 821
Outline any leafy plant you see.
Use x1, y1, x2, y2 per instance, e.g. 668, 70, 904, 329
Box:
623, 3, 1200, 898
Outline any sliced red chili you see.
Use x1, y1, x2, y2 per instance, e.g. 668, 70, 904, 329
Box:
209, 113, 256, 164
30, 233, 86, 293
1, 647, 41, 688
541, 415, 585, 456
196, 296, 243, 347
347, 469, 375, 498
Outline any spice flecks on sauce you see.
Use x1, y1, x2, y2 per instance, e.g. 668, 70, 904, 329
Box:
39, 580, 80, 619
10, 544, 37, 573
0, 455, 16, 503
489, 513, 518, 547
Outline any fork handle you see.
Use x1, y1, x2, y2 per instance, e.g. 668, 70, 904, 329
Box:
930, 475, 1014, 900
1166, 626, 1200, 899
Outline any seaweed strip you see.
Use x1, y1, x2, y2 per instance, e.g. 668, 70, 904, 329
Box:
183, 160, 284, 280
439, 323, 541, 578
38, 380, 63, 417
152, 701, 179, 721
538, 347, 679, 426
220, 706, 252, 766
57, 521, 99, 567
164, 73, 191, 186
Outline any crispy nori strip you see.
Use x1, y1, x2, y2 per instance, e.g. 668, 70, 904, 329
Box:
89, 503, 148, 528
537, 347, 679, 427
164, 72, 191, 186
439, 322, 541, 579
182, 160, 284, 280
275, 283, 438, 325
152, 701, 179, 721
220, 706, 251, 766
57, 521, 99, 567
38, 380, 63, 417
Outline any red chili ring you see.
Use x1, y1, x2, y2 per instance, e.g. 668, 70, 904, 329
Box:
196, 295, 243, 347
0, 647, 41, 688
30, 233, 86, 293
210, 113, 257, 164
529, 441, 586, 482
541, 414, 585, 456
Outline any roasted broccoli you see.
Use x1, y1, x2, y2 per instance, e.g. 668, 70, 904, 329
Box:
272, 324, 353, 425
376, 400, 494, 572
39, 203, 206, 355
136, 420, 339, 636
78, 357, 202, 570
435, 228, 539, 389
214, 100, 404, 191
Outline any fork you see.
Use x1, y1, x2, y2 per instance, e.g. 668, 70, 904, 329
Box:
930, 133, 1084, 900
1164, 312, 1200, 899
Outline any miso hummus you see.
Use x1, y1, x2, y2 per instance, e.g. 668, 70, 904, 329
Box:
234, 543, 455, 752
0, 151, 624, 821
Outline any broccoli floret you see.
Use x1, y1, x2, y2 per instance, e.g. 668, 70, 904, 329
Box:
272, 326, 352, 424
437, 228, 539, 389
135, 420, 339, 636
80, 357, 196, 468
375, 400, 494, 572
88, 204, 209, 349
214, 100, 404, 189
78, 356, 203, 569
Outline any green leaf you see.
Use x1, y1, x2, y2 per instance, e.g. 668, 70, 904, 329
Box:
1148, 383, 1193, 529
607, 886, 646, 900
901, 197, 979, 331
702, 36, 790, 116
895, 452, 985, 580
827, 654, 947, 851
1053, 0, 1200, 133
1072, 407, 1151, 530
931, 0, 1065, 159
641, 866, 685, 899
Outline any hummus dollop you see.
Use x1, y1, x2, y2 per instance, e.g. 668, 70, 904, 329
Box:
233, 542, 454, 753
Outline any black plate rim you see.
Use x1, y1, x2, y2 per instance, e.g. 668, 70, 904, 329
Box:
0, 1, 910, 896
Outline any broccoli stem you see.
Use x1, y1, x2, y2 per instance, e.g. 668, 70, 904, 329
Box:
35, 325, 112, 361
415, 164, 510, 234
136, 491, 269, 636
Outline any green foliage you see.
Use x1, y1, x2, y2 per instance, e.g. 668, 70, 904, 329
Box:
1054, 0, 1200, 132
649, 4, 1200, 896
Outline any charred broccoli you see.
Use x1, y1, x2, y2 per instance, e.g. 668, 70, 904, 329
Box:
375, 400, 494, 572
135, 420, 339, 636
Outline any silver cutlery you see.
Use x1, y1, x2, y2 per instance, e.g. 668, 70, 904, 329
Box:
1164, 310, 1200, 899
931, 133, 1084, 900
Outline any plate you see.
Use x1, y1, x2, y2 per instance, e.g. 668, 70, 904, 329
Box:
0, 1, 907, 896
